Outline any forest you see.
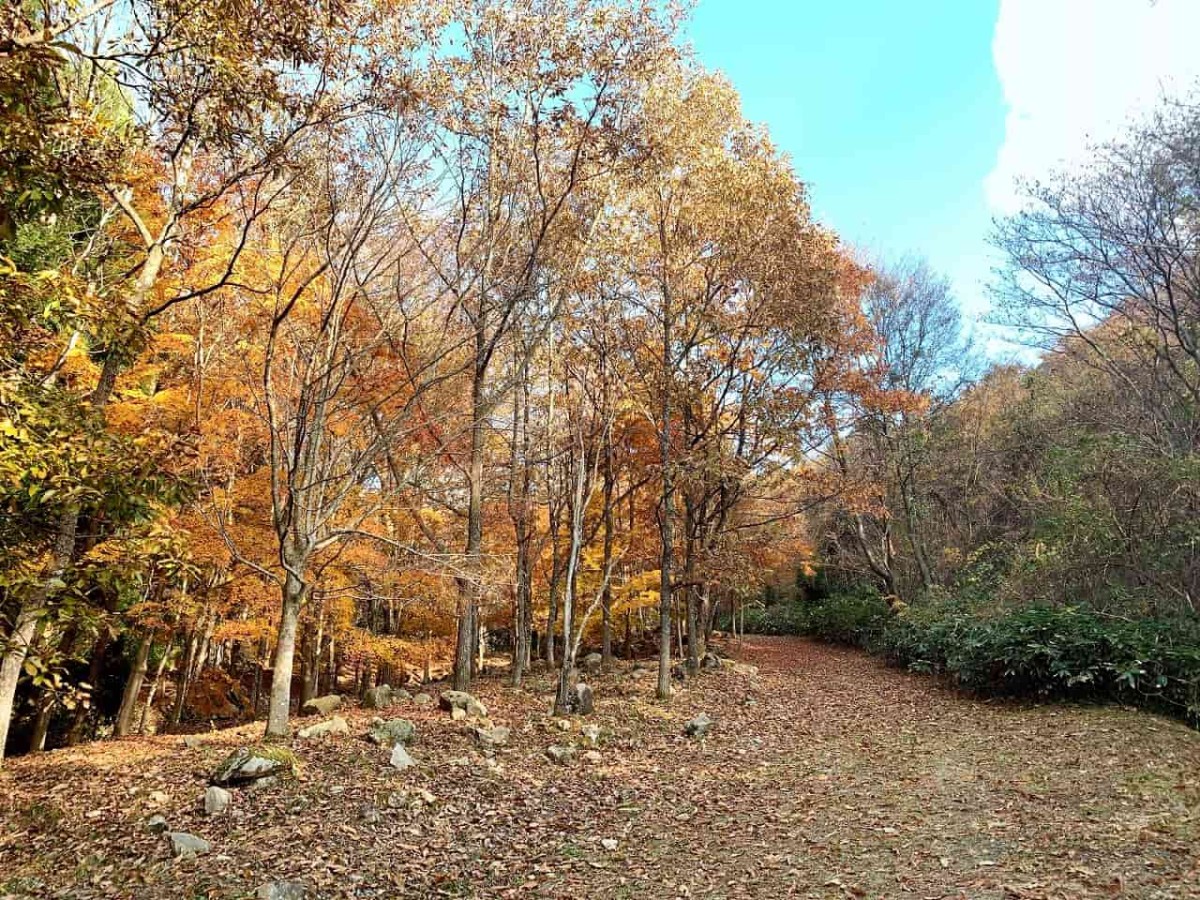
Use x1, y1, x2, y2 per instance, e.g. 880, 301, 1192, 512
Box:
1, 1, 1199, 897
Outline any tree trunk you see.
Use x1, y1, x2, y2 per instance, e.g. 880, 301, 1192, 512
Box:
657, 298, 674, 701
140, 643, 171, 734
600, 428, 615, 672
453, 353, 488, 692
115, 633, 152, 738
266, 570, 305, 739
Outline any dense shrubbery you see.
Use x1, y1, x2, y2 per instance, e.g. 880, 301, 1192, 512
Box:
750, 587, 1200, 726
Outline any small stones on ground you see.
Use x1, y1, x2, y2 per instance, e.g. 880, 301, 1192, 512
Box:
580, 652, 603, 673
367, 718, 417, 747
255, 882, 308, 900
684, 713, 713, 739
601, 838, 619, 851
167, 831, 211, 859
581, 724, 602, 747
389, 743, 416, 770
146, 814, 168, 834
553, 718, 572, 732
300, 694, 342, 716
546, 745, 577, 764
411, 692, 433, 707
439, 690, 488, 719
202, 786, 231, 817
296, 715, 349, 740
583, 750, 603, 765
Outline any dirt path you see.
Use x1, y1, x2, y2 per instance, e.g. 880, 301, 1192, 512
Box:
2, 637, 1198, 899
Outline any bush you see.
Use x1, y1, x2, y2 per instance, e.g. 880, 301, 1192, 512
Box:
739, 601, 808, 635
797, 587, 1200, 726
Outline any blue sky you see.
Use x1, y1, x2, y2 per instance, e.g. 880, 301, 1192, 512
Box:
686, 0, 1200, 355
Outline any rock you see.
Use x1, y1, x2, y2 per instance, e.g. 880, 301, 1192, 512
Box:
439, 690, 487, 719
203, 786, 231, 817
411, 692, 433, 707
210, 747, 291, 786
244, 775, 279, 795
362, 685, 394, 709
545, 745, 577, 764
389, 744, 416, 770
583, 750, 603, 765
580, 724, 602, 748
367, 718, 417, 747
471, 725, 511, 750
300, 694, 342, 716
182, 735, 204, 749
601, 837, 619, 851
731, 662, 758, 677
580, 652, 603, 673
297, 715, 349, 740
700, 651, 722, 670
552, 718, 572, 732
394, 688, 413, 702
450, 706, 467, 721
147, 790, 169, 806
146, 814, 169, 834
361, 804, 382, 824
256, 882, 308, 900
167, 832, 210, 859
573, 682, 595, 716
683, 713, 713, 739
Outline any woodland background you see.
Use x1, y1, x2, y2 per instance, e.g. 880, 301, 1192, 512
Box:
2, 0, 1199, 770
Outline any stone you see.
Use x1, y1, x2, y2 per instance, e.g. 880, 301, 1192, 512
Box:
244, 775, 279, 795
730, 663, 758, 677
300, 694, 342, 716
182, 735, 204, 749
411, 692, 434, 707
629, 668, 649, 680
545, 745, 577, 764
573, 682, 594, 716
389, 744, 416, 770
256, 882, 308, 900
147, 790, 169, 806
367, 718, 417, 747
450, 706, 467, 721
297, 716, 349, 740
439, 690, 487, 719
700, 651, 722, 670
580, 724, 602, 748
471, 725, 511, 750
601, 838, 619, 851
683, 713, 713, 739
580, 652, 603, 673
362, 685, 394, 709
203, 786, 231, 817
211, 748, 291, 786
583, 750, 603, 765
393, 688, 413, 702
167, 831, 211, 859
146, 814, 168, 834
361, 804, 382, 824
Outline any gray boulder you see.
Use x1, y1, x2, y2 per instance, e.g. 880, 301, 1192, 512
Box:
256, 882, 308, 900
573, 683, 595, 716
367, 718, 416, 747
683, 713, 713, 739
389, 744, 416, 771
167, 832, 211, 859
471, 725, 511, 750
580, 652, 603, 673
545, 745, 577, 764
394, 688, 413, 702
411, 692, 434, 707
300, 694, 342, 716
439, 690, 487, 719
146, 814, 168, 834
580, 724, 602, 748
297, 716, 349, 740
362, 685, 394, 709
700, 652, 722, 670
210, 747, 290, 786
202, 786, 231, 817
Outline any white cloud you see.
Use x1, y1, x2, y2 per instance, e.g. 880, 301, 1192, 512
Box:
986, 0, 1200, 214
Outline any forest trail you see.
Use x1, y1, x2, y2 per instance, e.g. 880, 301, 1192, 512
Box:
2, 637, 1199, 899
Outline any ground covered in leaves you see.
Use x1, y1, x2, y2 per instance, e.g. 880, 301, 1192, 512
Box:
2, 637, 1199, 899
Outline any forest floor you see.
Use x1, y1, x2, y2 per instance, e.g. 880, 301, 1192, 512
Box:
2, 636, 1199, 899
